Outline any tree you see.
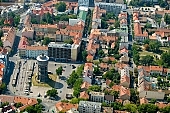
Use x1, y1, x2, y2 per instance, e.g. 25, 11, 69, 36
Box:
73, 78, 83, 97
161, 106, 170, 113
67, 71, 79, 86
42, 37, 51, 45
130, 89, 139, 104
55, 2, 66, 12
161, 51, 170, 67
140, 55, 154, 66
0, 39, 3, 47
144, 23, 152, 29
82, 50, 87, 62
93, 66, 101, 75
14, 15, 20, 27
98, 49, 105, 58
46, 89, 58, 97
124, 104, 137, 113
15, 102, 23, 108
64, 38, 73, 44
24, 104, 42, 113
150, 98, 156, 104
0, 102, 9, 108
111, 102, 123, 110
114, 21, 120, 28
144, 44, 149, 51
0, 83, 6, 93
103, 69, 120, 84
37, 99, 42, 104
101, 19, 108, 29
56, 66, 63, 75
88, 85, 101, 92
138, 104, 159, 113
0, 30, 3, 38
149, 40, 161, 53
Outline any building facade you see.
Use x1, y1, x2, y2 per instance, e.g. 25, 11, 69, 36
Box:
48, 42, 79, 62
89, 91, 104, 102
78, 101, 101, 113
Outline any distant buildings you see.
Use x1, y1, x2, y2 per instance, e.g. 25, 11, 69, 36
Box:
78, 101, 102, 113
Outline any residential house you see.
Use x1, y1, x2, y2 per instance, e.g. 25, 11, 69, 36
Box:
119, 86, 130, 100
26, 46, 48, 59
104, 95, 114, 104
55, 102, 78, 113
1, 27, 16, 52
79, 91, 89, 100
89, 91, 105, 102
119, 47, 128, 55
99, 63, 108, 71
0, 95, 38, 112
120, 66, 130, 88
118, 11, 127, 27
138, 65, 167, 75
83, 63, 93, 84
92, 6, 106, 29
120, 53, 129, 63
24, 15, 31, 27
102, 107, 113, 113
78, 101, 102, 113
81, 81, 91, 91
140, 97, 148, 104
22, 27, 34, 39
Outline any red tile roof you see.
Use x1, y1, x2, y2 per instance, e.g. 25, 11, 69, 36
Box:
18, 36, 29, 50
55, 102, 78, 112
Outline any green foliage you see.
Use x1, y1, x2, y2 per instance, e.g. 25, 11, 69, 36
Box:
64, 38, 73, 44
15, 102, 23, 108
82, 50, 87, 62
73, 78, 83, 97
102, 12, 116, 21
61, 99, 69, 103
138, 103, 159, 113
108, 40, 120, 59
42, 37, 51, 45
0, 102, 9, 108
164, 13, 170, 24
67, 71, 79, 86
148, 40, 161, 53
111, 102, 123, 110
88, 85, 101, 92
144, 23, 152, 29
124, 104, 137, 113
0, 83, 6, 93
84, 9, 92, 35
70, 98, 85, 104
160, 105, 170, 113
41, 12, 54, 24
114, 21, 120, 28
101, 19, 108, 29
109, 26, 114, 30
24, 104, 42, 113
93, 66, 101, 75
103, 69, 120, 84
161, 51, 170, 67
0, 39, 3, 47
132, 44, 141, 65
150, 98, 156, 104
14, 15, 20, 27
55, 2, 66, 12
104, 89, 119, 99
46, 89, 58, 97
56, 66, 63, 75
37, 99, 42, 104
102, 102, 110, 107
98, 49, 105, 58
130, 89, 139, 104
140, 55, 154, 66
0, 30, 3, 38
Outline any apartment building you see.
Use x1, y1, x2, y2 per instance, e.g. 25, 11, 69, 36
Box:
26, 46, 48, 59
89, 91, 105, 102
104, 95, 114, 104
22, 27, 34, 39
56, 102, 78, 112
78, 101, 102, 113
48, 42, 79, 62
119, 86, 130, 100
94, 2, 126, 14
32, 24, 58, 34
120, 66, 130, 87
1, 27, 16, 51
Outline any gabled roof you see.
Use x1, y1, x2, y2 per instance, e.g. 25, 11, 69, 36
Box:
79, 91, 89, 99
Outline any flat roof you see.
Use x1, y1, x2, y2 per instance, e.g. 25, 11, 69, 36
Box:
36, 54, 49, 61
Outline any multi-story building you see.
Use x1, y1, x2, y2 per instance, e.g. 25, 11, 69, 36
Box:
22, 27, 34, 39
94, 2, 126, 14
1, 27, 16, 52
32, 24, 58, 34
89, 91, 104, 102
78, 101, 101, 113
48, 42, 79, 62
83, 63, 93, 84
18, 36, 29, 58
26, 46, 48, 59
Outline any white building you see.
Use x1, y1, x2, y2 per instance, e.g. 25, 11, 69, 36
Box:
89, 92, 105, 102
95, 2, 126, 14
26, 46, 48, 59
78, 101, 101, 113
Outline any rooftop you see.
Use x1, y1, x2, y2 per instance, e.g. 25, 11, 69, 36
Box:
56, 102, 78, 112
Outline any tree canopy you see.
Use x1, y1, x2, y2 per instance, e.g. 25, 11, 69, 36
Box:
64, 38, 73, 44
46, 89, 58, 97
55, 2, 66, 12
138, 103, 159, 113
140, 55, 154, 66
103, 69, 120, 84
56, 66, 63, 75
42, 37, 51, 45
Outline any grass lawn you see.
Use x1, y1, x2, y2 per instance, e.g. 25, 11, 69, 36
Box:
139, 51, 158, 57
160, 47, 170, 52
32, 73, 57, 87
